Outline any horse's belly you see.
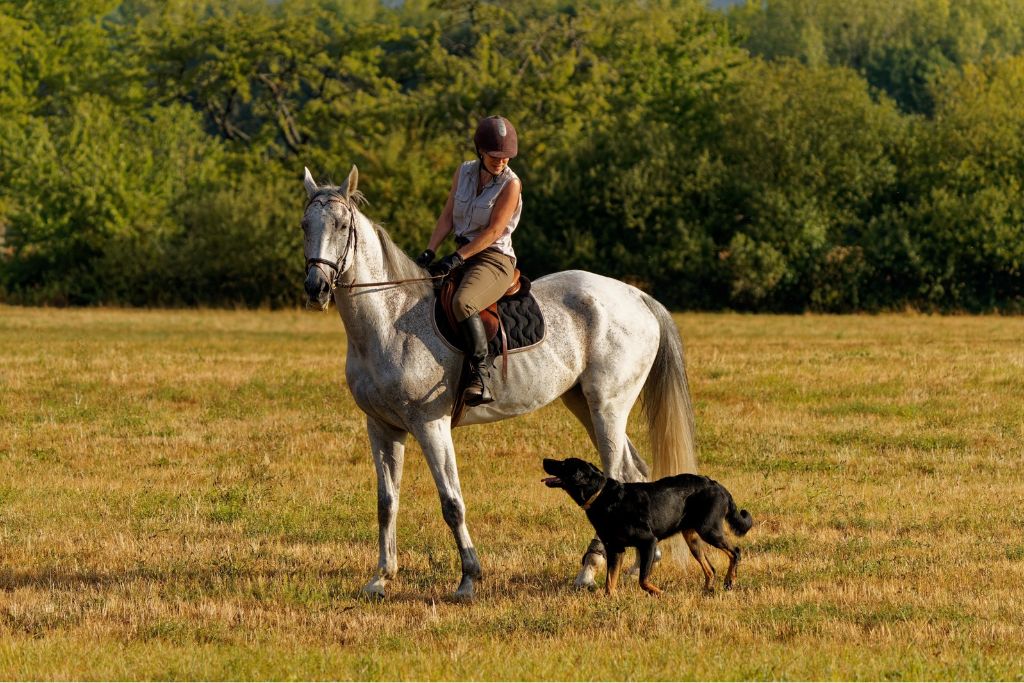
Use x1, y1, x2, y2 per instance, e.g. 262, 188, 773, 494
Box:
457, 341, 580, 425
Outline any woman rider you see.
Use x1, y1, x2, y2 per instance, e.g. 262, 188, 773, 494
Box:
415, 115, 522, 407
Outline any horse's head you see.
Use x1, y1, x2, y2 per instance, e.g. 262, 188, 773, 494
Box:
301, 165, 360, 310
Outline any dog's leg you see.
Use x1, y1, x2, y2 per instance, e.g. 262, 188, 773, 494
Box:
637, 539, 662, 596
723, 545, 741, 590
699, 527, 741, 590
605, 547, 625, 596
683, 529, 716, 592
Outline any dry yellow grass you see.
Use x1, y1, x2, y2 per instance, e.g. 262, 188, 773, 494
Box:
1, 306, 1022, 680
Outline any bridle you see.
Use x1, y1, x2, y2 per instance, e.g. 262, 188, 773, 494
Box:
303, 193, 440, 291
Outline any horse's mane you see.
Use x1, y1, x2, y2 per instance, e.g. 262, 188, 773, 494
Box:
314, 185, 431, 295
372, 222, 431, 294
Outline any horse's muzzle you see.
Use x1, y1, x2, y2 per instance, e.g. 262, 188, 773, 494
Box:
304, 268, 332, 310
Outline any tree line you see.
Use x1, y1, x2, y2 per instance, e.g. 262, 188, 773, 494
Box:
1, 0, 1022, 311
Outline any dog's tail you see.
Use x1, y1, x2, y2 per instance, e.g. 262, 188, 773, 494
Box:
726, 496, 753, 536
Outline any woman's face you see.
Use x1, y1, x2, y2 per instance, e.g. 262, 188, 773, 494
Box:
482, 153, 509, 175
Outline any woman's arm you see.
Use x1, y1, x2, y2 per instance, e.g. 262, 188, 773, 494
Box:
456, 177, 521, 260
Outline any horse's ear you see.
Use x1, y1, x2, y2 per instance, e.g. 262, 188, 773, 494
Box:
342, 165, 358, 201
303, 166, 318, 199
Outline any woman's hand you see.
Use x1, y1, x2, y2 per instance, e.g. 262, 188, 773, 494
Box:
415, 249, 436, 268
429, 252, 465, 277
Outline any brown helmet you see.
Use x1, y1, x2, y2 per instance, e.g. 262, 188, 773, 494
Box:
473, 115, 518, 159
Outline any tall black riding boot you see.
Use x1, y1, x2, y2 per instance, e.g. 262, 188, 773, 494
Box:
459, 313, 494, 406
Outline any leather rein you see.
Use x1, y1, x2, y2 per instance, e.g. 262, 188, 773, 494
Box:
304, 194, 441, 291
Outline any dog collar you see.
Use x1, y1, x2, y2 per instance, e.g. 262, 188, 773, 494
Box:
581, 479, 606, 510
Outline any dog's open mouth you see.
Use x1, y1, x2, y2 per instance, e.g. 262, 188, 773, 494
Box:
542, 476, 562, 487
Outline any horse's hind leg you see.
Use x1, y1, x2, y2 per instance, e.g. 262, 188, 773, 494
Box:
561, 387, 606, 588
361, 416, 408, 600
414, 419, 482, 601
561, 385, 649, 589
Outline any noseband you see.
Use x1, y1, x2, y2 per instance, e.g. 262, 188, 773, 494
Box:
304, 194, 358, 291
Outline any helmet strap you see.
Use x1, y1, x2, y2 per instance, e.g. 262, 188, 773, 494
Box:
477, 154, 498, 181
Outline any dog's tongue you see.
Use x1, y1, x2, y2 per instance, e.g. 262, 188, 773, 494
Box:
541, 476, 562, 487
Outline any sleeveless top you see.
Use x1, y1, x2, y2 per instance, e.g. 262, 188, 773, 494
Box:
452, 160, 521, 262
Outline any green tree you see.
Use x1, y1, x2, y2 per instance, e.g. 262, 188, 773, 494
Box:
709, 59, 905, 310
728, 0, 1024, 114
868, 56, 1024, 309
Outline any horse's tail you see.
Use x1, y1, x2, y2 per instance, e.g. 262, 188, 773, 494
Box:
639, 294, 697, 479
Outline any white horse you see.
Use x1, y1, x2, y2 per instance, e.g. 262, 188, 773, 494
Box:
301, 165, 697, 600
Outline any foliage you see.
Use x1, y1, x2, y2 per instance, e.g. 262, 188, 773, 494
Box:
1, 0, 1023, 310
728, 0, 1024, 114
866, 56, 1024, 310
710, 60, 905, 310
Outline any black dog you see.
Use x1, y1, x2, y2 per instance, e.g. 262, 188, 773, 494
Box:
542, 457, 753, 595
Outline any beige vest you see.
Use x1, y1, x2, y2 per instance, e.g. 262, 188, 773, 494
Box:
452, 160, 521, 262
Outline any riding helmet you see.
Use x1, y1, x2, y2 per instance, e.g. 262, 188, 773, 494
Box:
473, 115, 518, 159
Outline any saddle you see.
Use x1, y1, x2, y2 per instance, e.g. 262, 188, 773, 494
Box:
440, 268, 523, 342
434, 268, 545, 426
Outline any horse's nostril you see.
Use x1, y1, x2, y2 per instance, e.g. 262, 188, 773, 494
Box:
304, 271, 329, 300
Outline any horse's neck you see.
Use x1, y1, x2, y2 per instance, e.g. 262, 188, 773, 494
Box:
334, 216, 424, 352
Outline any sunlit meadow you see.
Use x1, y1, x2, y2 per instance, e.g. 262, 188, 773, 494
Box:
0, 306, 1022, 679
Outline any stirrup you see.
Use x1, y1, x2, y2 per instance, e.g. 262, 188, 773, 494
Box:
463, 371, 493, 406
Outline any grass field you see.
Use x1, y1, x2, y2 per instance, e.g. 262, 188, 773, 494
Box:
1, 306, 1022, 680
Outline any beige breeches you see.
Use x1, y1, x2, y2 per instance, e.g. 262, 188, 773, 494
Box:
452, 249, 515, 322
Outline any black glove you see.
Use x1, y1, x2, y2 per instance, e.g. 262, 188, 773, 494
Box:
415, 249, 435, 268
429, 251, 465, 277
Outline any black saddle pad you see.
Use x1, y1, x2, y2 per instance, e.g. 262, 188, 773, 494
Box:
434, 287, 545, 357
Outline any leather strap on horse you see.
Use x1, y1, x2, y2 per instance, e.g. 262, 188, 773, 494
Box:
340, 275, 440, 289
498, 314, 509, 381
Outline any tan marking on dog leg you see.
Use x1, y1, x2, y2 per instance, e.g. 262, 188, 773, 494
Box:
724, 547, 739, 589
684, 529, 715, 591
605, 551, 624, 596
640, 580, 663, 596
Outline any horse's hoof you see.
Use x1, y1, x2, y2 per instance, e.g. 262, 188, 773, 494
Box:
360, 579, 387, 601
574, 553, 605, 590
452, 576, 475, 602
573, 564, 599, 591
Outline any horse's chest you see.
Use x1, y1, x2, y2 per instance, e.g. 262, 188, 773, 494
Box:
345, 355, 448, 424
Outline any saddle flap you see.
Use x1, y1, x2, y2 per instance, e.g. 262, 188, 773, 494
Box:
505, 268, 522, 297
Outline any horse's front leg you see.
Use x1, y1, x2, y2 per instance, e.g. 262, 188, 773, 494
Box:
414, 419, 482, 601
361, 416, 408, 600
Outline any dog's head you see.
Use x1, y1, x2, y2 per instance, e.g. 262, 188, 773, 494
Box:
542, 457, 606, 507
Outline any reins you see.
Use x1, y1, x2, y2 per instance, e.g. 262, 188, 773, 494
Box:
338, 275, 442, 290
